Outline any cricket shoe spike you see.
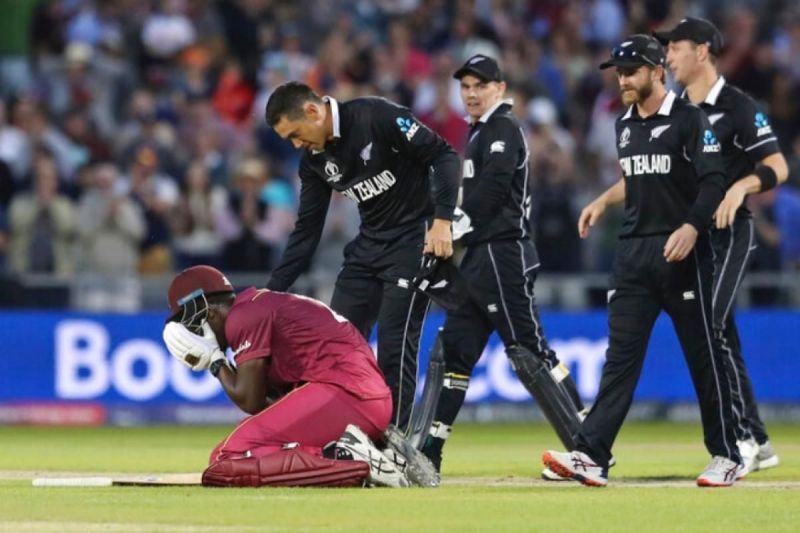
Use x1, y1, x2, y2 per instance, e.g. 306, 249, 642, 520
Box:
696, 456, 739, 487
336, 424, 410, 488
542, 450, 608, 487
383, 424, 441, 487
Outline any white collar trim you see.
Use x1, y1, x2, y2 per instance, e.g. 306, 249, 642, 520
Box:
679, 76, 725, 105
657, 91, 677, 116
311, 96, 341, 154
622, 90, 676, 120
323, 96, 341, 138
622, 105, 634, 120
465, 98, 514, 123
704, 76, 726, 105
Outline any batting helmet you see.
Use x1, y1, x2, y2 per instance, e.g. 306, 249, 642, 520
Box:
167, 265, 235, 329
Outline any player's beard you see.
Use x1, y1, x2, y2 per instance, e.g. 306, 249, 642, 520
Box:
620, 78, 653, 106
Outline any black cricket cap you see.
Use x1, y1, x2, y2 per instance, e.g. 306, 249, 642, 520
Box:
599, 34, 667, 70
454, 54, 503, 82
653, 17, 723, 55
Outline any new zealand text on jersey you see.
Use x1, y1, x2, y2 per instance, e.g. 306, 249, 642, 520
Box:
619, 154, 672, 176
341, 169, 397, 203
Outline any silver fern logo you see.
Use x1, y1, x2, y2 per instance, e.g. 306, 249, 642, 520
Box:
649, 124, 671, 141
360, 142, 372, 165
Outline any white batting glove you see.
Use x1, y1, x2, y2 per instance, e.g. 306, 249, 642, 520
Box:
451, 207, 473, 241
162, 321, 225, 371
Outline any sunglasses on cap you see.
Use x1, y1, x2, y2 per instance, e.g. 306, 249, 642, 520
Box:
609, 45, 660, 67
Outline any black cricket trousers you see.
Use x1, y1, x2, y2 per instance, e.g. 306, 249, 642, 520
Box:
575, 234, 741, 467
330, 222, 429, 432
710, 217, 769, 444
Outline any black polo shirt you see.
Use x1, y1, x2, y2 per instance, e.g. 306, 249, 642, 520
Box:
685, 76, 782, 218
267, 96, 460, 291
460, 99, 532, 245
615, 91, 726, 237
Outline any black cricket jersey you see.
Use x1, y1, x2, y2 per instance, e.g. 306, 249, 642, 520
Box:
615, 91, 726, 237
267, 96, 460, 291
460, 99, 532, 244
686, 76, 782, 217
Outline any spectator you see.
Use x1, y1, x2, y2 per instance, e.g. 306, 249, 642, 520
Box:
212, 60, 256, 129
123, 146, 179, 274
7, 152, 75, 276
171, 160, 228, 269
219, 158, 294, 272
0, 98, 30, 181
141, 0, 197, 60
527, 97, 582, 272
75, 161, 145, 311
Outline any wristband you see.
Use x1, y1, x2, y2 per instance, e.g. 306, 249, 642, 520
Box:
209, 358, 227, 377
755, 165, 778, 192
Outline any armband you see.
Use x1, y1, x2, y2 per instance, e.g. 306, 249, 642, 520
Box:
755, 165, 778, 192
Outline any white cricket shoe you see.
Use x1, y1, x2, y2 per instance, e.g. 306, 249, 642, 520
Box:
696, 456, 740, 487
336, 424, 410, 488
383, 424, 440, 487
542, 450, 608, 487
736, 438, 759, 479
754, 441, 780, 471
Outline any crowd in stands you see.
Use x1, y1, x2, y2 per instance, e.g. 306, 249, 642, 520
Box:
0, 0, 798, 308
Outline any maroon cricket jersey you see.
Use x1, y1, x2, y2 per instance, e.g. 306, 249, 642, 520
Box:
225, 287, 390, 401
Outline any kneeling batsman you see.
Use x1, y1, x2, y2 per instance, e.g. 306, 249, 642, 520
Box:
162, 265, 439, 488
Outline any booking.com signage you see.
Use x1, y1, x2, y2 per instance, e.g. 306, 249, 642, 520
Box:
1, 310, 799, 410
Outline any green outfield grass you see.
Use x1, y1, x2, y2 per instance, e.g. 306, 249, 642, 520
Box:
1, 422, 798, 531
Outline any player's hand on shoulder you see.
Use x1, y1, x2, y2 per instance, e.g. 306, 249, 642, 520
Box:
663, 223, 699, 263
163, 321, 225, 371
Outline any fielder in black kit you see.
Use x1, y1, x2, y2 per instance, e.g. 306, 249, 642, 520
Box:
656, 17, 788, 476
417, 55, 586, 476
542, 35, 742, 487
264, 82, 460, 431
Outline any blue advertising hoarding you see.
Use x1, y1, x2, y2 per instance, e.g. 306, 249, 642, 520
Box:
1, 310, 798, 423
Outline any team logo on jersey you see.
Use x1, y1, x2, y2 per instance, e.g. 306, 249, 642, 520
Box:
341, 170, 397, 204
324, 161, 343, 183
231, 339, 252, 356
619, 154, 672, 176
754, 112, 772, 136
396, 117, 420, 141
708, 112, 725, 125
649, 124, 671, 142
462, 159, 474, 178
490, 140, 506, 153
360, 142, 373, 165
619, 127, 631, 148
702, 129, 721, 152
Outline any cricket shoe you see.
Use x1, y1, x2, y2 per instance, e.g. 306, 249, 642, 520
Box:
696, 456, 739, 487
541, 454, 615, 482
335, 424, 410, 488
754, 441, 779, 472
383, 424, 440, 487
541, 450, 608, 487
735, 438, 758, 479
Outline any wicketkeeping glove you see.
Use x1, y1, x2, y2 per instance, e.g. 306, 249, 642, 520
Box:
163, 321, 225, 371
